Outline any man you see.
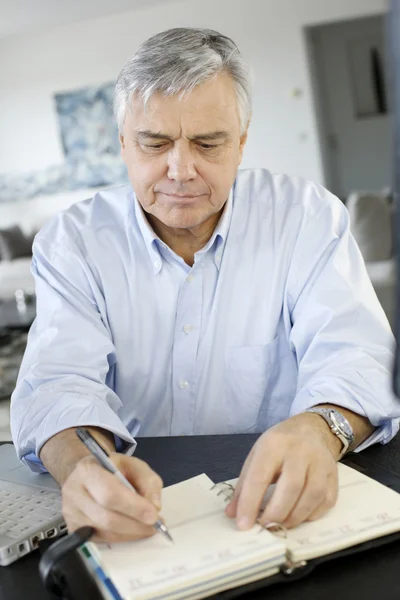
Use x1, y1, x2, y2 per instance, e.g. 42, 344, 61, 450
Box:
11, 28, 399, 543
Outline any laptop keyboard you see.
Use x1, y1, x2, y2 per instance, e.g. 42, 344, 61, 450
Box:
0, 480, 62, 539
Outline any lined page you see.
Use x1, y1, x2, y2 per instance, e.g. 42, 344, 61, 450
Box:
286, 463, 400, 562
91, 474, 286, 600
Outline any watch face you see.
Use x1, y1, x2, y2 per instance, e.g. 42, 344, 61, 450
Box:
331, 411, 353, 440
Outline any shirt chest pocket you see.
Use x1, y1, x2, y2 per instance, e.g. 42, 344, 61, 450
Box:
224, 335, 289, 433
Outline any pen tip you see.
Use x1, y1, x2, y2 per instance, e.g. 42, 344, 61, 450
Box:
158, 521, 174, 543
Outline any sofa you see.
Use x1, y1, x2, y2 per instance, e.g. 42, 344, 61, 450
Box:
346, 190, 395, 329
0, 187, 105, 301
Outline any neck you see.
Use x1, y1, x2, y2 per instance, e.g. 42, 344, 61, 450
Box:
147, 211, 223, 266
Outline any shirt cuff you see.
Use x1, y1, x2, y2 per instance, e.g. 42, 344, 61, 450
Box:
14, 391, 138, 472
22, 435, 137, 474
290, 393, 400, 452
353, 418, 399, 452
115, 435, 137, 456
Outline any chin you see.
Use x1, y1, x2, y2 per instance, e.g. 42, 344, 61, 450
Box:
160, 207, 209, 229
164, 216, 204, 229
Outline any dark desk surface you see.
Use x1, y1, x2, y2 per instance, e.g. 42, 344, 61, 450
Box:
1, 433, 400, 600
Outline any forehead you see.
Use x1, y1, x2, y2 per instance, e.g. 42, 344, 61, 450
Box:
127, 72, 240, 135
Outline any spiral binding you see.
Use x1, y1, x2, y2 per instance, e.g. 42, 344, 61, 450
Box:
211, 482, 235, 502
211, 482, 307, 575
211, 482, 288, 535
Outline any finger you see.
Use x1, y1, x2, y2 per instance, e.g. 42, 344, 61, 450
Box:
259, 457, 308, 526
283, 465, 331, 529
75, 458, 159, 525
112, 454, 164, 509
225, 494, 238, 518
235, 447, 282, 530
306, 470, 339, 523
225, 448, 255, 518
66, 507, 155, 543
63, 489, 155, 542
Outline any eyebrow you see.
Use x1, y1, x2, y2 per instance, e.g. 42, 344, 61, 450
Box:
135, 130, 231, 142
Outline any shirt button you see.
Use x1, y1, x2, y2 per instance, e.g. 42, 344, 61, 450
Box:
186, 274, 194, 282
182, 324, 192, 334
179, 381, 189, 389
154, 260, 161, 269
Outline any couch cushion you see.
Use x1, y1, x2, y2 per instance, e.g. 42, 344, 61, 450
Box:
0, 226, 33, 261
0, 257, 34, 299
347, 192, 392, 262
365, 259, 395, 329
0, 186, 106, 236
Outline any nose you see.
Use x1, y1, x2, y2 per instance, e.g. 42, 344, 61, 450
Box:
167, 142, 197, 182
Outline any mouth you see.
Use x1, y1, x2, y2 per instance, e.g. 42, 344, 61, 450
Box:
161, 193, 206, 204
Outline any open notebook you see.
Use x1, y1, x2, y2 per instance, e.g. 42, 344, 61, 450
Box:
83, 464, 400, 600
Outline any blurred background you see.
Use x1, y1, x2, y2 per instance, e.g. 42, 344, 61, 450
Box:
0, 0, 395, 439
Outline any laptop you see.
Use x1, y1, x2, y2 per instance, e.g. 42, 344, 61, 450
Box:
0, 444, 65, 566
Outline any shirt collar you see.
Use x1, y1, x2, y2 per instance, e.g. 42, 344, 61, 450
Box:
195, 188, 233, 271
133, 187, 233, 275
133, 195, 163, 274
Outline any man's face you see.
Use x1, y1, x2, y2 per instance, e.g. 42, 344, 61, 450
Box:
120, 72, 248, 232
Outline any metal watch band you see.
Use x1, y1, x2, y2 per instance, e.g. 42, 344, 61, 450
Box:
305, 407, 355, 459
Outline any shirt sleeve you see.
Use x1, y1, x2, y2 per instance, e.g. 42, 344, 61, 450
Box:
10, 232, 136, 472
287, 187, 400, 450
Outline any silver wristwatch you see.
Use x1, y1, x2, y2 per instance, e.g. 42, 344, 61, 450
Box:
305, 407, 355, 459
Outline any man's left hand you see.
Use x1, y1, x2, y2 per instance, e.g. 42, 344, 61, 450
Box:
225, 413, 342, 530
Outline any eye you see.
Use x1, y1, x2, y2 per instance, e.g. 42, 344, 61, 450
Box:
140, 142, 170, 154
145, 143, 167, 149
198, 143, 217, 150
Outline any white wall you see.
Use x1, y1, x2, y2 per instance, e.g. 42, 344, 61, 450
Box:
0, 0, 387, 185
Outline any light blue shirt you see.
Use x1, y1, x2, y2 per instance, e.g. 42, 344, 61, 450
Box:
11, 169, 400, 471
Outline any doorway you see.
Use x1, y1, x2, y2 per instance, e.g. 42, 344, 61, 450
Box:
307, 15, 392, 200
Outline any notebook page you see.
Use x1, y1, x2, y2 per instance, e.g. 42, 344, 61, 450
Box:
285, 463, 400, 563
91, 474, 286, 600
155, 563, 281, 600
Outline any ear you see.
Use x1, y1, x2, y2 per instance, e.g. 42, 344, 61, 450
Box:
119, 133, 126, 151
238, 120, 250, 163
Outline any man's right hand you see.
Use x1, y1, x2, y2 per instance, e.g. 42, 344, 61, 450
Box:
62, 453, 163, 542
40, 428, 164, 543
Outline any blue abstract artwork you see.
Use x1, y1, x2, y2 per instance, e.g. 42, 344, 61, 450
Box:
0, 82, 128, 203
55, 83, 121, 159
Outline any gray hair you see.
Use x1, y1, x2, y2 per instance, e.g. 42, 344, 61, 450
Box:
114, 27, 252, 135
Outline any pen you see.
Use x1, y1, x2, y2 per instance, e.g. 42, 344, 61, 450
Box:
76, 427, 173, 543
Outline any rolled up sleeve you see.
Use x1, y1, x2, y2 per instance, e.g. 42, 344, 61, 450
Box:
287, 192, 400, 449
10, 232, 135, 471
